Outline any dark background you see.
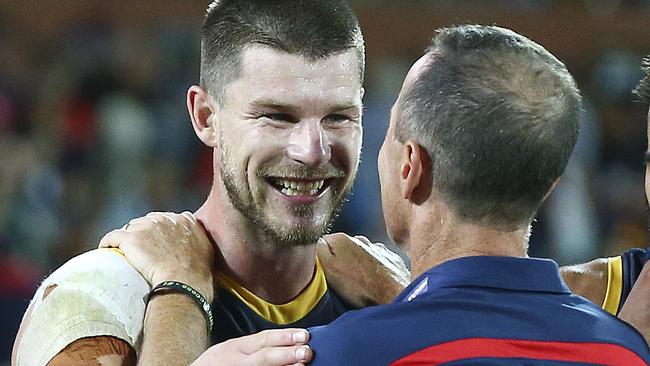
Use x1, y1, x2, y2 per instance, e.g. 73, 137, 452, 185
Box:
2, 1, 650, 363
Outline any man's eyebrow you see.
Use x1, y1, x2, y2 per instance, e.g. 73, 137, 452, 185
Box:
331, 104, 361, 113
249, 98, 296, 112
250, 98, 360, 112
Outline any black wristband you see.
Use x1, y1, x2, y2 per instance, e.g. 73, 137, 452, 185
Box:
145, 280, 214, 334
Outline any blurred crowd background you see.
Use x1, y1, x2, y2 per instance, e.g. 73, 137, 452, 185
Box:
2, 0, 650, 363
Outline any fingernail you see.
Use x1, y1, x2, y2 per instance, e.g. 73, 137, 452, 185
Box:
293, 331, 307, 343
296, 346, 307, 360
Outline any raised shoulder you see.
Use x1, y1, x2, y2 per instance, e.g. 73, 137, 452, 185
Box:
559, 258, 608, 307
318, 233, 410, 308
13, 249, 149, 366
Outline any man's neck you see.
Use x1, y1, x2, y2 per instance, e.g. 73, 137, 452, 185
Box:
195, 190, 317, 304
407, 211, 530, 280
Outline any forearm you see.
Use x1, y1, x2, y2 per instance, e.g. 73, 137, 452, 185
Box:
138, 293, 210, 366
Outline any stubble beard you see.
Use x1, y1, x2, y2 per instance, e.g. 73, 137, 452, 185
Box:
219, 147, 354, 249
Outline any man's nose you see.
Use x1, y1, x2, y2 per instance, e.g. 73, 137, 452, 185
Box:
286, 120, 332, 167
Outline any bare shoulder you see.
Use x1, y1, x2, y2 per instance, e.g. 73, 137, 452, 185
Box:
318, 233, 410, 307
559, 258, 608, 306
13, 249, 148, 366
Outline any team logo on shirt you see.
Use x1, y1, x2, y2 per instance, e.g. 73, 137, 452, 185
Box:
406, 277, 428, 302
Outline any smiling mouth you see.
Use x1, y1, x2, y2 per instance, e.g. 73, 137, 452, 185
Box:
267, 177, 331, 197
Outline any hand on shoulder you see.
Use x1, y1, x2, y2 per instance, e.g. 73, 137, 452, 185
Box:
99, 211, 216, 302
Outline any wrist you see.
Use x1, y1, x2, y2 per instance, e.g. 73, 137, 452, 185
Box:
152, 273, 214, 303
147, 281, 214, 334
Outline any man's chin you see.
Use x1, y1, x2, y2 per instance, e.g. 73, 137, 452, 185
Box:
263, 220, 329, 248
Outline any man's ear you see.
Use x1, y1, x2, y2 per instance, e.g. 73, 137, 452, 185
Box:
400, 140, 424, 200
187, 85, 219, 147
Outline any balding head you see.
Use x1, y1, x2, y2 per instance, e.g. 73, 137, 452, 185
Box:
395, 25, 581, 229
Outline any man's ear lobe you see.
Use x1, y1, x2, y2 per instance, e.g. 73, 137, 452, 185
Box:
187, 85, 219, 147
400, 140, 424, 200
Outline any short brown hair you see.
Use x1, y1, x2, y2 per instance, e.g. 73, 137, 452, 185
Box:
200, 0, 365, 101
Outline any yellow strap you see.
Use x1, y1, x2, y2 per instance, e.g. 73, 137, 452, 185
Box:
214, 257, 327, 325
97, 247, 127, 258
602, 256, 623, 315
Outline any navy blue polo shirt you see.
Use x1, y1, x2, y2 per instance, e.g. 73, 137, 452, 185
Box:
309, 256, 650, 365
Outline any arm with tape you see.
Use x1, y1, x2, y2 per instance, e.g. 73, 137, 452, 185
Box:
12, 249, 148, 366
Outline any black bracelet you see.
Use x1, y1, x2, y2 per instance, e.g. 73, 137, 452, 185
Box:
145, 280, 214, 334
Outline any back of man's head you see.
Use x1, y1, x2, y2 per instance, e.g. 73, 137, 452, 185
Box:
634, 55, 650, 103
200, 0, 365, 100
397, 25, 581, 230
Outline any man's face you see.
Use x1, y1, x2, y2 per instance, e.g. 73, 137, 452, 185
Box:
215, 46, 363, 247
378, 104, 405, 243
378, 54, 431, 245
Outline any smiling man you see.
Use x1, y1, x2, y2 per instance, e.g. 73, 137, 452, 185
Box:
13, 1, 380, 365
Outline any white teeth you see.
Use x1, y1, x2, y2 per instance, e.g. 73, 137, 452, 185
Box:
275, 179, 325, 196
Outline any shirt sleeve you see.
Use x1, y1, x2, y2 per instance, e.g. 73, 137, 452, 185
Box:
603, 248, 650, 315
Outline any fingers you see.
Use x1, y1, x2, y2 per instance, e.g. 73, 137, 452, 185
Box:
200, 330, 312, 366
237, 329, 310, 354
246, 344, 312, 366
195, 334, 312, 366
98, 229, 133, 249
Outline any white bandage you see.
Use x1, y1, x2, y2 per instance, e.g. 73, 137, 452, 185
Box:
14, 249, 149, 366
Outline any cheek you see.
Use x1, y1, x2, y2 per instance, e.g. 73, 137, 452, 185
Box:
244, 127, 289, 165
330, 127, 361, 170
